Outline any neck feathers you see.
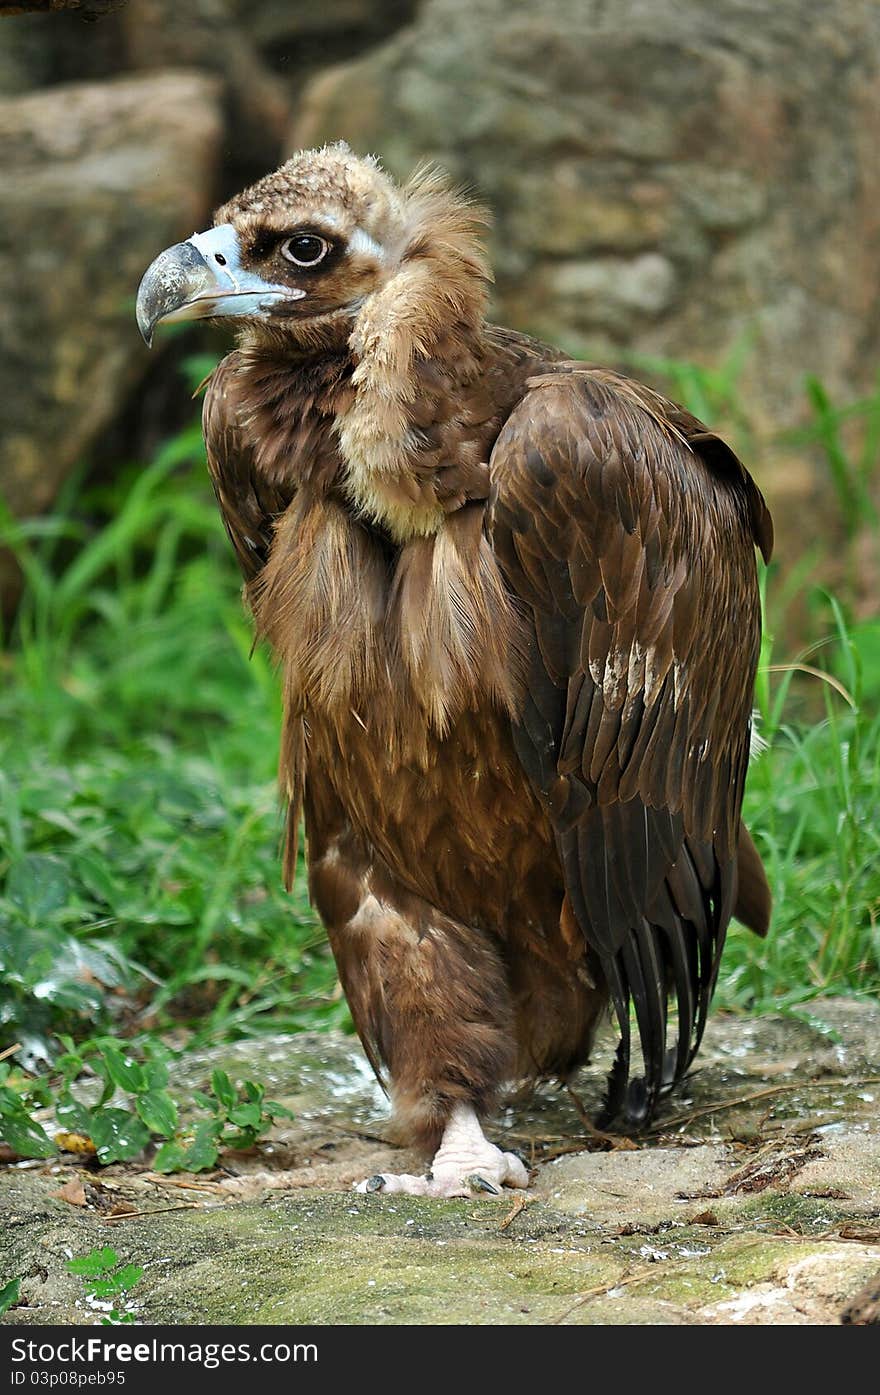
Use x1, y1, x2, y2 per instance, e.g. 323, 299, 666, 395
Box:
337, 171, 493, 541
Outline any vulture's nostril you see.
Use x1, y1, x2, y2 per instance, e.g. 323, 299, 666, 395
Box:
215, 253, 227, 266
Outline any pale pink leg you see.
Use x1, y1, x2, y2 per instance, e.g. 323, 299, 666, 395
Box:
354, 1102, 530, 1197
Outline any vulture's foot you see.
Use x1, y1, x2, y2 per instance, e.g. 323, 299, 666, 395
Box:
354, 1102, 530, 1198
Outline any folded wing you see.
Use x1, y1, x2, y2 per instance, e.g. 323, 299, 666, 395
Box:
490, 368, 772, 1125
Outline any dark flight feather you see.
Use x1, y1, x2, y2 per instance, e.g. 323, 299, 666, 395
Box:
490, 368, 772, 1122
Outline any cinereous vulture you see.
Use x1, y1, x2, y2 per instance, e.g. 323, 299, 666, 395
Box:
137, 143, 772, 1196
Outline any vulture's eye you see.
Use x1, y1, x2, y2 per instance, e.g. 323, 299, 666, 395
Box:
280, 234, 330, 267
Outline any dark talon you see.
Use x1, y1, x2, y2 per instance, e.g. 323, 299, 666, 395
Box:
468, 1173, 500, 1194
365, 1174, 386, 1193
425, 1170, 434, 1181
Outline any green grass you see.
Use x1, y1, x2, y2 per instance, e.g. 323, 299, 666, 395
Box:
0, 381, 344, 1069
721, 593, 880, 1011
635, 346, 880, 1013
0, 358, 878, 1071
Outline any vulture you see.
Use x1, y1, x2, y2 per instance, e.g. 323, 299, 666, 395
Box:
137, 143, 773, 1197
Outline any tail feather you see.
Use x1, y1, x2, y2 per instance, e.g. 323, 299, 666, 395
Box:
734, 823, 772, 938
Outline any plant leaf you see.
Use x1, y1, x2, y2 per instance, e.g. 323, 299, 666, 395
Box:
0, 1097, 55, 1159
210, 1069, 236, 1112
183, 1118, 221, 1172
151, 1140, 188, 1174
6, 854, 72, 923
135, 1089, 178, 1138
0, 1278, 21, 1318
87, 1109, 151, 1164
67, 1247, 118, 1278
98, 1043, 147, 1095
227, 1102, 262, 1130
110, 1264, 144, 1292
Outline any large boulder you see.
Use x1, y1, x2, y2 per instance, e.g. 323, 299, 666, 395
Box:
293, 0, 880, 483
230, 0, 416, 55
0, 5, 127, 94
117, 2, 291, 180
0, 70, 221, 595
0, 2, 124, 13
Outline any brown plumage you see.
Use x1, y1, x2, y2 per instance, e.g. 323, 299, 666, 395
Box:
137, 143, 773, 1192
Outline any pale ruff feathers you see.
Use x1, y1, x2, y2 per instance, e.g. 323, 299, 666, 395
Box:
335, 283, 446, 540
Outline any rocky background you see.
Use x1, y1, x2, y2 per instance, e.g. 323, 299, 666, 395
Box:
2, 0, 879, 598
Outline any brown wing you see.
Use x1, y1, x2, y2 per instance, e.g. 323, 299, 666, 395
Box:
490, 367, 772, 1126
202, 352, 290, 583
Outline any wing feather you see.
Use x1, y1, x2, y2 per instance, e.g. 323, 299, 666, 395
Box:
491, 368, 771, 1125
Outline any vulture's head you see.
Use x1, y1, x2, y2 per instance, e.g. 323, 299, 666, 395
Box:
136, 142, 490, 355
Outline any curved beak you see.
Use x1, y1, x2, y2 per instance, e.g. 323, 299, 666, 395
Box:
136, 223, 304, 346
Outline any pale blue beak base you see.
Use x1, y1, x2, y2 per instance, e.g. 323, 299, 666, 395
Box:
136, 223, 303, 345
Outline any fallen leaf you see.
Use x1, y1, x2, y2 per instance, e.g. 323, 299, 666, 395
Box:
108, 1200, 138, 1217
51, 1178, 87, 1207
689, 1209, 720, 1226
55, 1131, 96, 1156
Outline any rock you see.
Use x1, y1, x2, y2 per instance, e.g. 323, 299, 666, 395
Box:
840, 1268, 880, 1325
0, 5, 128, 94
116, 1, 419, 182
230, 0, 417, 56
547, 253, 677, 335
2, 1000, 879, 1325
293, 0, 880, 490
118, 2, 292, 180
0, 70, 222, 602
0, 2, 125, 14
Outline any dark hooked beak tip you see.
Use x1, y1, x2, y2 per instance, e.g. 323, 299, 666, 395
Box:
136, 240, 216, 348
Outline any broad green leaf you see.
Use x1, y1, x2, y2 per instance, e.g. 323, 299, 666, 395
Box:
265, 1100, 294, 1121
0, 1108, 55, 1159
98, 1044, 146, 1094
142, 1049, 170, 1091
210, 1069, 236, 1111
0, 1278, 21, 1318
135, 1089, 178, 1137
151, 1140, 188, 1174
89, 1276, 124, 1300
87, 1109, 151, 1164
67, 1248, 118, 1278
227, 1103, 262, 1130
6, 854, 72, 923
144, 1061, 170, 1090
109, 1264, 143, 1292
183, 1118, 221, 1172
56, 1093, 94, 1135
72, 851, 122, 907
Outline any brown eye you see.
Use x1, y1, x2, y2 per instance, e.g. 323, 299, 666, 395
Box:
280, 234, 330, 267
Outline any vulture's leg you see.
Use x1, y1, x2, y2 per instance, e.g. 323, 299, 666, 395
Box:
356, 1101, 529, 1197
309, 820, 529, 1197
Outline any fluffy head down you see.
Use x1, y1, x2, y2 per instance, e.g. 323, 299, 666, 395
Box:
211, 143, 497, 540
212, 141, 492, 358
216, 143, 409, 262
138, 142, 498, 541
